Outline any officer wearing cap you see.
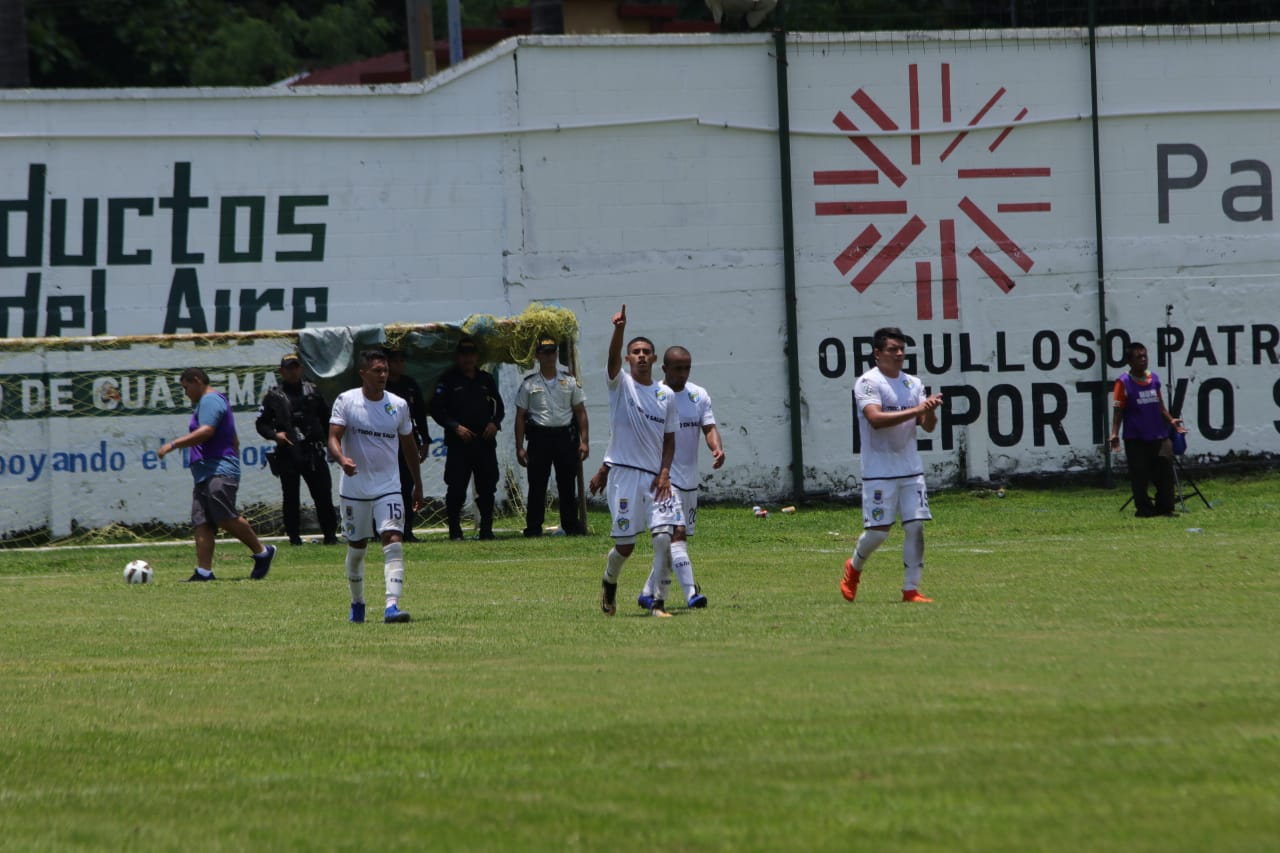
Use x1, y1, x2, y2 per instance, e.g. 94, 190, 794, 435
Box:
255, 352, 339, 545
514, 337, 589, 536
430, 336, 505, 540
386, 349, 432, 541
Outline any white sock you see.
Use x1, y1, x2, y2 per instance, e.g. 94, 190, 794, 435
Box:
604, 547, 628, 583
345, 546, 366, 604
671, 540, 696, 601
647, 532, 672, 601
852, 528, 889, 571
194, 567, 213, 578
255, 547, 271, 558
384, 541, 404, 608
902, 521, 925, 592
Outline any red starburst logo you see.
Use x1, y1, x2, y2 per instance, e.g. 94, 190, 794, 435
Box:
815, 62, 1051, 320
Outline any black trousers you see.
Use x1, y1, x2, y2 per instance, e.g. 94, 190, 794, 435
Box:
398, 449, 420, 536
524, 426, 583, 534
278, 455, 338, 541
1124, 438, 1175, 516
443, 439, 499, 533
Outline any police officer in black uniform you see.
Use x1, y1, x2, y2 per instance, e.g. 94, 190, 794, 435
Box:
386, 349, 432, 542
430, 337, 505, 540
255, 352, 339, 545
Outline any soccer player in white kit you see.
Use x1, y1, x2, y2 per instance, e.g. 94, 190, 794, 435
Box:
328, 349, 424, 624
598, 304, 678, 617
842, 327, 944, 604
637, 345, 725, 613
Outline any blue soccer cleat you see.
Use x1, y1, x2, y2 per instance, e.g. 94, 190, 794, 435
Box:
250, 544, 276, 580
384, 604, 411, 623
688, 593, 708, 609
349, 602, 366, 623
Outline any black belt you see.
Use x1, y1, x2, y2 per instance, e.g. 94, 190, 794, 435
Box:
526, 422, 573, 434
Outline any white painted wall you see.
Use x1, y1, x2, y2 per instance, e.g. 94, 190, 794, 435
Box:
2, 26, 1279, 536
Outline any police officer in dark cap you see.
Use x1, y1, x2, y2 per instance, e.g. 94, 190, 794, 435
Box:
385, 348, 432, 541
430, 336, 505, 540
255, 352, 339, 545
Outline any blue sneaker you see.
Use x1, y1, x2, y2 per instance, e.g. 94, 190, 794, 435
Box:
250, 544, 276, 580
184, 570, 216, 582
688, 593, 708, 609
637, 594, 655, 611
384, 604, 411, 623
349, 602, 365, 623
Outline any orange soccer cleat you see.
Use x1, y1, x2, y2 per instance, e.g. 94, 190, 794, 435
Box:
840, 559, 861, 602
902, 589, 934, 603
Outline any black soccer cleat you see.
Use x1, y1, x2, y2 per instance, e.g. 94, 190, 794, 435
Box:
250, 544, 276, 580
600, 580, 618, 616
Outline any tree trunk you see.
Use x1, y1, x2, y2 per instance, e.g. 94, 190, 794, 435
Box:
0, 0, 29, 87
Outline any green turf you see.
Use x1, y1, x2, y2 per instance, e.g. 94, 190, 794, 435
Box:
2, 473, 1278, 851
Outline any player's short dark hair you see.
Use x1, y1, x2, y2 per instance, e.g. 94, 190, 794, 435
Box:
1127, 341, 1147, 360
626, 336, 656, 355
358, 348, 389, 370
179, 367, 209, 385
872, 327, 907, 351
663, 345, 691, 365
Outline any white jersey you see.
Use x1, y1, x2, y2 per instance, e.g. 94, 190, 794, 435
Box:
603, 368, 677, 475
855, 366, 926, 480
669, 381, 716, 492
330, 387, 413, 500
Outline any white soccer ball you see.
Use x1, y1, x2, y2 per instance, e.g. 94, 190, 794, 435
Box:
123, 559, 153, 584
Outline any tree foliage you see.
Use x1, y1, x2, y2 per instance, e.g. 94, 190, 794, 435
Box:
26, 0, 402, 88
18, 0, 1280, 88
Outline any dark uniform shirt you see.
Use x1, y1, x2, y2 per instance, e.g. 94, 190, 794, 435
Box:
255, 380, 331, 470
430, 367, 505, 446
387, 373, 431, 446
256, 381, 330, 445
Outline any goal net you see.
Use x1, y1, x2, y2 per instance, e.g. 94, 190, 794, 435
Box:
0, 304, 581, 547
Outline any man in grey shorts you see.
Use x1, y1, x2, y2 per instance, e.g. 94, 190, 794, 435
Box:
159, 367, 276, 582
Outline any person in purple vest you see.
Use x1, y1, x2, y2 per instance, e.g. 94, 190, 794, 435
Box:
1108, 342, 1187, 518
159, 367, 277, 581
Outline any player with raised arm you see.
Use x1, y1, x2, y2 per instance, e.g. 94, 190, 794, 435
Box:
597, 304, 678, 616
841, 327, 944, 603
328, 349, 424, 624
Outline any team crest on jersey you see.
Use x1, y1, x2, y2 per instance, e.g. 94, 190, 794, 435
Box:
654, 387, 669, 401
384, 402, 397, 415
871, 507, 885, 522
872, 489, 883, 504
618, 498, 629, 513
687, 391, 700, 402
901, 378, 913, 389
616, 517, 630, 531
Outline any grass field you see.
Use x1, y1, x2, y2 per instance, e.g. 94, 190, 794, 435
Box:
1, 473, 1278, 851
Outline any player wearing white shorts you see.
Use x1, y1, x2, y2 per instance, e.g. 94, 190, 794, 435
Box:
598, 304, 677, 617
329, 348, 424, 624
638, 346, 725, 613
842, 327, 944, 604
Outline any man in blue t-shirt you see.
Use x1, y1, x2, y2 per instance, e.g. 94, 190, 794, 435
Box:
159, 367, 276, 581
